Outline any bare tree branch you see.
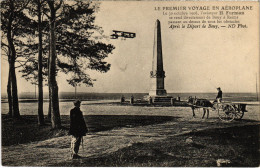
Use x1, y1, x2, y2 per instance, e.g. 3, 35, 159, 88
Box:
54, 0, 63, 11
42, 9, 50, 19
17, 0, 31, 13
2, 53, 9, 57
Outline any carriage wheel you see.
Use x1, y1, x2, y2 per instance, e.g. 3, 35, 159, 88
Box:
234, 110, 244, 120
218, 104, 235, 122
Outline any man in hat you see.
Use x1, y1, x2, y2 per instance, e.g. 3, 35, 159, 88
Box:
215, 87, 222, 103
69, 100, 88, 159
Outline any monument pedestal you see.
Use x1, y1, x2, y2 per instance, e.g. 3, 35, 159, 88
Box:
149, 75, 167, 96
151, 95, 173, 103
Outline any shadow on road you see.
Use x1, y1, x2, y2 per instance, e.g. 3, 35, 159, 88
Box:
85, 115, 180, 132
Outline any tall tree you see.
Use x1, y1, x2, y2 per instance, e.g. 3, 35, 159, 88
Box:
36, 0, 44, 125
1, 0, 32, 118
22, 0, 47, 125
6, 0, 20, 118
18, 0, 115, 128
46, 0, 62, 129
46, 0, 115, 128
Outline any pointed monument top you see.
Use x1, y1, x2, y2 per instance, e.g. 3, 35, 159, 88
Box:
151, 18, 164, 75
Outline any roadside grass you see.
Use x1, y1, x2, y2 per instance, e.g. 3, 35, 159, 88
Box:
1, 115, 69, 146
54, 124, 259, 167
1, 114, 177, 146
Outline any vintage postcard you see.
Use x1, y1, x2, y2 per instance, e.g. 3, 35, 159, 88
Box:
1, 0, 259, 167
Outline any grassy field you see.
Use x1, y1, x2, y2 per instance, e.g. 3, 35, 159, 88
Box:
1, 114, 176, 146
1, 100, 260, 166
53, 125, 259, 167
2, 113, 259, 167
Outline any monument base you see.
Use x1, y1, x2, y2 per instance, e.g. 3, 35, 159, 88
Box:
149, 89, 173, 104
149, 89, 167, 96
151, 95, 173, 103
146, 92, 173, 104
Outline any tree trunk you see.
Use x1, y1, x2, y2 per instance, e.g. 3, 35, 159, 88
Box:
9, 57, 20, 118
37, 0, 44, 125
7, 70, 13, 117
48, 1, 61, 128
47, 28, 51, 119
48, 86, 51, 119
7, 0, 20, 119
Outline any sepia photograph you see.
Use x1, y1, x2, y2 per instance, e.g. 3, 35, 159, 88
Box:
1, 0, 259, 167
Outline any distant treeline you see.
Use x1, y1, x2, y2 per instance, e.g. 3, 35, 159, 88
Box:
1, 92, 258, 102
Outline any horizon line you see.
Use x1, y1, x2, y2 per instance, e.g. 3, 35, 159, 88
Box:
6, 91, 259, 94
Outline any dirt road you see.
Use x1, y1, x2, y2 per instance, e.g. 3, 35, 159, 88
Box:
2, 115, 259, 166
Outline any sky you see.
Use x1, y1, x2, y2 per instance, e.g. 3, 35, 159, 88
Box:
1, 1, 259, 94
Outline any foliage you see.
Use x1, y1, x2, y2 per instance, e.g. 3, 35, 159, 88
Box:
1, 0, 37, 63
18, 0, 115, 87
1, 0, 35, 118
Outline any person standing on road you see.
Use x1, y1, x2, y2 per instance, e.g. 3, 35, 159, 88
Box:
69, 100, 88, 159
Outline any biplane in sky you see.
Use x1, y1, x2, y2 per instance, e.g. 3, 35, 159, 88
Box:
110, 30, 136, 39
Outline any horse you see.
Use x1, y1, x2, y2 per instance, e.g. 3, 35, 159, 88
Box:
187, 97, 213, 118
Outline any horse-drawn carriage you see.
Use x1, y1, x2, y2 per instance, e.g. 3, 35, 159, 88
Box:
187, 97, 248, 122
215, 102, 247, 121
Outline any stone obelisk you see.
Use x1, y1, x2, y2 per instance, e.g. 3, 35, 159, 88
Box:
149, 19, 167, 96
